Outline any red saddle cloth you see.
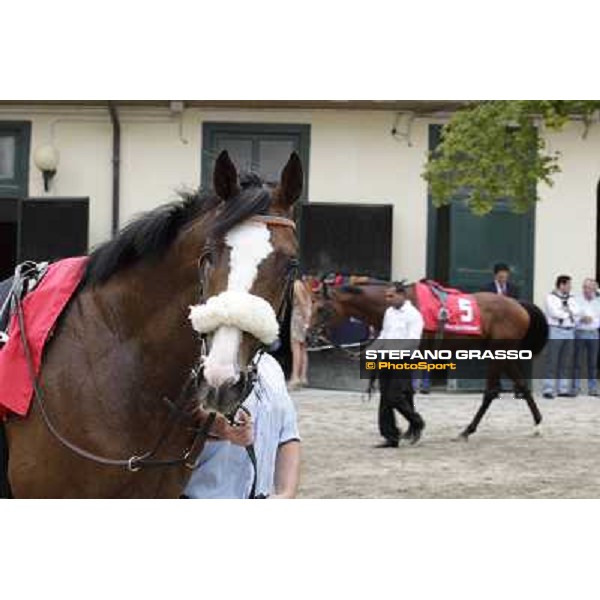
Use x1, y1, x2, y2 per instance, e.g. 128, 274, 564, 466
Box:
415, 280, 482, 336
0, 257, 88, 419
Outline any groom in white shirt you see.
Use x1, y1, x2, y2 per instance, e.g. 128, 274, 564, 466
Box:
374, 282, 425, 447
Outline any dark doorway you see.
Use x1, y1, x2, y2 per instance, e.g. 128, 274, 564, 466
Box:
0, 122, 30, 281
299, 202, 393, 279
0, 221, 17, 280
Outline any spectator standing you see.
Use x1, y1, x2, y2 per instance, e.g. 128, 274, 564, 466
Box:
543, 275, 581, 399
572, 278, 600, 396
289, 275, 313, 390
481, 263, 520, 299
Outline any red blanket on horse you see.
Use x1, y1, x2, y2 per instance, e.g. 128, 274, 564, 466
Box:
0, 257, 87, 419
415, 280, 482, 335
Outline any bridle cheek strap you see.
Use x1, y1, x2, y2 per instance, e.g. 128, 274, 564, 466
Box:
189, 290, 280, 345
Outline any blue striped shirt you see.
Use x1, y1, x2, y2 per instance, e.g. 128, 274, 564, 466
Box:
184, 353, 300, 499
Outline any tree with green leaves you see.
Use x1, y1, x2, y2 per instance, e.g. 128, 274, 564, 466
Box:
422, 100, 600, 215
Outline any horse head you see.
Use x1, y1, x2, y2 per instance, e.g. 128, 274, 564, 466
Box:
307, 288, 345, 347
189, 151, 303, 417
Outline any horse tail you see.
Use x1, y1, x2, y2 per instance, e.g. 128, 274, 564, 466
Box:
518, 300, 549, 357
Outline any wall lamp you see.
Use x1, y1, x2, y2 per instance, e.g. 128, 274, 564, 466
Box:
33, 144, 60, 192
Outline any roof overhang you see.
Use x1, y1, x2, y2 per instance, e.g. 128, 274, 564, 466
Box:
0, 100, 469, 113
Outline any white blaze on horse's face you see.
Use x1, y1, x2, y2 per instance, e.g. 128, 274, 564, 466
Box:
202, 220, 273, 388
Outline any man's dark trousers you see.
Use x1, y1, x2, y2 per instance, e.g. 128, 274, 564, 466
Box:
378, 371, 424, 443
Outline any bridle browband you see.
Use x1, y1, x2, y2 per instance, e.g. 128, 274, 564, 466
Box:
249, 214, 296, 230
12, 214, 298, 493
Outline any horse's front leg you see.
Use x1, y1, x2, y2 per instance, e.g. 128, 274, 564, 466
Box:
458, 362, 502, 440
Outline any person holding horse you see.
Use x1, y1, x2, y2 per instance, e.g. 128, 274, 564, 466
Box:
374, 281, 425, 448
183, 352, 301, 499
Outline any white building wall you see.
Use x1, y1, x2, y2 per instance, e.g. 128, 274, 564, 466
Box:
0, 106, 113, 246
1, 104, 598, 305
308, 111, 430, 284
534, 121, 600, 304
0, 104, 432, 282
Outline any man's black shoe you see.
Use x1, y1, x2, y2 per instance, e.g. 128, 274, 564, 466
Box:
408, 429, 423, 445
374, 440, 399, 448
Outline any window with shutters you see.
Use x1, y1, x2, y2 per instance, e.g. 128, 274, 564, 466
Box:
201, 122, 310, 200
0, 121, 31, 198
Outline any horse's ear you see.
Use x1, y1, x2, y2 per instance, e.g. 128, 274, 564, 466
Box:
276, 152, 303, 208
213, 150, 240, 201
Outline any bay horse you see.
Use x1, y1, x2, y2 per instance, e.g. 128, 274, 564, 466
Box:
311, 281, 548, 440
0, 150, 303, 498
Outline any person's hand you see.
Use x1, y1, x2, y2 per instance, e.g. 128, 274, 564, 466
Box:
194, 407, 253, 446
582, 315, 592, 324
223, 409, 254, 447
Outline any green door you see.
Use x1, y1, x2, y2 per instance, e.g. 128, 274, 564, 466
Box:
427, 125, 535, 299
426, 124, 536, 390
449, 199, 534, 299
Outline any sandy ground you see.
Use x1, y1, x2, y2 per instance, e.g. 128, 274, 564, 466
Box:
292, 387, 600, 498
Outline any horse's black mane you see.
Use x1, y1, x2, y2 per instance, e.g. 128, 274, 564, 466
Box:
84, 172, 272, 286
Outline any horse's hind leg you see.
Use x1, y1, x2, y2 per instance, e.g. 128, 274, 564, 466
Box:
459, 364, 501, 440
505, 359, 543, 432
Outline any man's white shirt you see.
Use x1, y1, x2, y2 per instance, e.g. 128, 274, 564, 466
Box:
575, 295, 600, 331
184, 353, 300, 499
544, 292, 581, 328
378, 300, 424, 340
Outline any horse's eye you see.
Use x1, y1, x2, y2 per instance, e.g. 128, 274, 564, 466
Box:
199, 248, 215, 276
203, 246, 215, 263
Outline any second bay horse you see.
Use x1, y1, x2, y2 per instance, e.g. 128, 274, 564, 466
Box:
311, 281, 548, 440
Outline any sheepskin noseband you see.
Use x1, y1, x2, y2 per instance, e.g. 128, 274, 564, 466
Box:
189, 290, 279, 345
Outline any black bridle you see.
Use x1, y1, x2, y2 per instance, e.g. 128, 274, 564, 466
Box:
11, 214, 298, 498
193, 214, 299, 419
14, 290, 216, 472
